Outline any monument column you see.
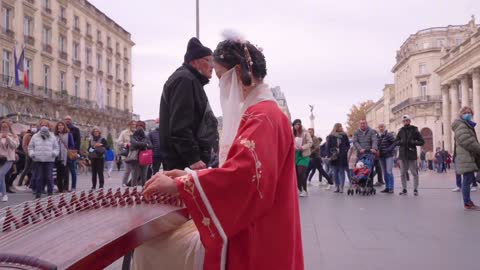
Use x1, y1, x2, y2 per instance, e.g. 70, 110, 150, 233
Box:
461, 75, 470, 107
442, 85, 451, 153
473, 69, 480, 133
450, 81, 460, 123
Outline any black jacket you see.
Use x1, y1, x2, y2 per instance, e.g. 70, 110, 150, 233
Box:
159, 64, 218, 170
396, 125, 424, 160
377, 131, 397, 158
68, 124, 81, 151
148, 128, 162, 160
326, 132, 350, 167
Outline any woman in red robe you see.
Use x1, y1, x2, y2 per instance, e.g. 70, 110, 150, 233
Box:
143, 37, 304, 270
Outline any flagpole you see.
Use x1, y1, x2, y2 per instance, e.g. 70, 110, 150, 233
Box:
196, 0, 200, 39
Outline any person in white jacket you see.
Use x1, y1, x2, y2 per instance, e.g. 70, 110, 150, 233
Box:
116, 120, 136, 186
28, 119, 59, 199
0, 120, 19, 202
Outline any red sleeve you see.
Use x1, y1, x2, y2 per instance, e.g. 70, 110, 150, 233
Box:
175, 110, 280, 243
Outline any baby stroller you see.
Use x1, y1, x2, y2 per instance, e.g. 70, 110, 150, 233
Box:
347, 152, 376, 196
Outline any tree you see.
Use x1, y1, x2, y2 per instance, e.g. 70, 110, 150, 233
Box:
346, 100, 375, 135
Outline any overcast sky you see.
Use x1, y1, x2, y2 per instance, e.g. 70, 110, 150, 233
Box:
91, 0, 479, 138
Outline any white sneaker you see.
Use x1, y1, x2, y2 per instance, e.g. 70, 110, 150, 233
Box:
452, 187, 461, 192
299, 191, 307, 197
472, 187, 478, 192
2, 195, 8, 202
15, 185, 27, 191
122, 184, 127, 187
325, 185, 332, 191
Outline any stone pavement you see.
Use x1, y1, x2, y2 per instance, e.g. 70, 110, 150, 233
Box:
2, 168, 480, 269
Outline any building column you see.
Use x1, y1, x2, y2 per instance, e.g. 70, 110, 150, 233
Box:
450, 81, 460, 123
442, 86, 452, 153
473, 69, 480, 133
461, 75, 470, 107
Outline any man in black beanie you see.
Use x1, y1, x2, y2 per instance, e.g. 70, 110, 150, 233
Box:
159, 37, 218, 171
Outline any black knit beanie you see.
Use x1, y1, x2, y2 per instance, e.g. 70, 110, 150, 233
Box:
184, 37, 212, 63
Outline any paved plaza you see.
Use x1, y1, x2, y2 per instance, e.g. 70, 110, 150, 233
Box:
2, 168, 480, 269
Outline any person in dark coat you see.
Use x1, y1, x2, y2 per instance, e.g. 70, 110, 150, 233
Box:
326, 123, 350, 193
148, 118, 162, 175
306, 129, 333, 186
159, 37, 218, 171
130, 121, 152, 186
396, 115, 425, 196
377, 124, 397, 194
64, 116, 80, 191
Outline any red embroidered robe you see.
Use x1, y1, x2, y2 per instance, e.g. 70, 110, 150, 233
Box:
176, 101, 304, 270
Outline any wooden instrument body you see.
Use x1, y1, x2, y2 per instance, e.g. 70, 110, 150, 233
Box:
0, 188, 187, 270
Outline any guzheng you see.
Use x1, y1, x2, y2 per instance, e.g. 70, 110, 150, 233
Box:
0, 187, 188, 270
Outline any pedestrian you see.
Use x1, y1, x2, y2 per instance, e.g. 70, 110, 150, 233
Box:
446, 151, 452, 170
117, 120, 136, 186
377, 123, 397, 194
420, 148, 427, 171
88, 127, 109, 190
353, 120, 381, 185
320, 142, 334, 190
64, 116, 80, 191
28, 119, 59, 199
0, 120, 19, 202
306, 129, 333, 186
347, 143, 358, 182
105, 148, 115, 178
435, 147, 446, 173
159, 37, 218, 171
147, 118, 162, 175
396, 115, 424, 196
17, 125, 36, 189
426, 150, 434, 170
129, 121, 152, 186
54, 121, 74, 193
326, 123, 350, 193
292, 119, 313, 197
451, 106, 480, 210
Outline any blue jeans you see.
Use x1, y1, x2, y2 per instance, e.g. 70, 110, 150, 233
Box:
380, 157, 395, 190
331, 165, 347, 189
34, 162, 54, 196
69, 160, 78, 189
462, 172, 475, 205
0, 161, 13, 194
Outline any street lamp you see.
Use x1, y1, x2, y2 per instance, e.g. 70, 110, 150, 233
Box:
196, 0, 200, 39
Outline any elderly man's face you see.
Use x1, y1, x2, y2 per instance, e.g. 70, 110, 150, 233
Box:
378, 124, 386, 133
192, 56, 213, 79
360, 120, 367, 131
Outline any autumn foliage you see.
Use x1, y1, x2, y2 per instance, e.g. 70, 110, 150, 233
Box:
346, 100, 375, 135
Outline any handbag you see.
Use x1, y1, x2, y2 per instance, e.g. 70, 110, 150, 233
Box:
59, 138, 78, 161
329, 137, 341, 161
120, 147, 129, 157
138, 149, 153, 166
124, 149, 139, 163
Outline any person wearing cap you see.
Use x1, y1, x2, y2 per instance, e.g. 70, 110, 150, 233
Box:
396, 115, 424, 196
159, 37, 218, 171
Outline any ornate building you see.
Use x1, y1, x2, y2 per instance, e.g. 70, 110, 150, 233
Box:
366, 17, 478, 152
0, 0, 134, 137
271, 86, 291, 121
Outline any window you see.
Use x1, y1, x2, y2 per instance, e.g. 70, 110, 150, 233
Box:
86, 80, 91, 99
2, 6, 12, 31
74, 16, 80, 29
97, 30, 101, 41
86, 23, 91, 36
123, 47, 127, 57
459, 84, 463, 101
74, 77, 79, 97
73, 42, 80, 60
420, 81, 427, 97
60, 6, 66, 19
107, 36, 111, 48
107, 89, 111, 106
116, 93, 120, 108
24, 16, 33, 37
43, 65, 50, 91
59, 35, 66, 52
437, 39, 445, 47
124, 67, 128, 81
422, 42, 430, 49
124, 94, 128, 110
419, 63, 427, 74
116, 42, 120, 52
86, 47, 92, 65
2, 50, 10, 80
97, 54, 102, 70
107, 59, 112, 74
115, 64, 120, 79
43, 0, 50, 9
60, 71, 66, 91
42, 26, 51, 45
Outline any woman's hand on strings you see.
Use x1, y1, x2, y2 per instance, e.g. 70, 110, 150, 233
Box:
143, 174, 179, 201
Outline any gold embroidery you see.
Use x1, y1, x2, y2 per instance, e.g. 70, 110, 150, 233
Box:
240, 138, 264, 199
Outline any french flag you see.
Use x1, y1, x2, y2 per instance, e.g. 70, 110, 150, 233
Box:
14, 46, 28, 89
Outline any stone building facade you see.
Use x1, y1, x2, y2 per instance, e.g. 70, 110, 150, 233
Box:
0, 0, 134, 138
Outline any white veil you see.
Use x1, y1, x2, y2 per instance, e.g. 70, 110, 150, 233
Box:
218, 67, 277, 166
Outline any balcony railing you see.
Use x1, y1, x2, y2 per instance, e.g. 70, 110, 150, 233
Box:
24, 35, 35, 46
391, 95, 442, 114
97, 41, 103, 48
59, 51, 68, 61
42, 43, 52, 54
73, 27, 81, 33
25, 0, 35, 4
107, 47, 113, 54
59, 17, 67, 25
107, 75, 113, 81
1, 27, 14, 40
43, 7, 52, 15
86, 34, 93, 40
73, 60, 81, 67
116, 79, 122, 84
86, 65, 93, 72
115, 52, 121, 59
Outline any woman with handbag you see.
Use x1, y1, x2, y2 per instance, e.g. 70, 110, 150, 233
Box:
326, 123, 350, 193
292, 119, 313, 197
88, 127, 109, 189
128, 121, 152, 186
0, 120, 19, 202
54, 122, 74, 193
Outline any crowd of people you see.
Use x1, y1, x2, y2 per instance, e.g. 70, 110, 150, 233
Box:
0, 115, 168, 202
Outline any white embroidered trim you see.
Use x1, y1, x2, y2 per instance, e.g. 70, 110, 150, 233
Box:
186, 168, 228, 270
